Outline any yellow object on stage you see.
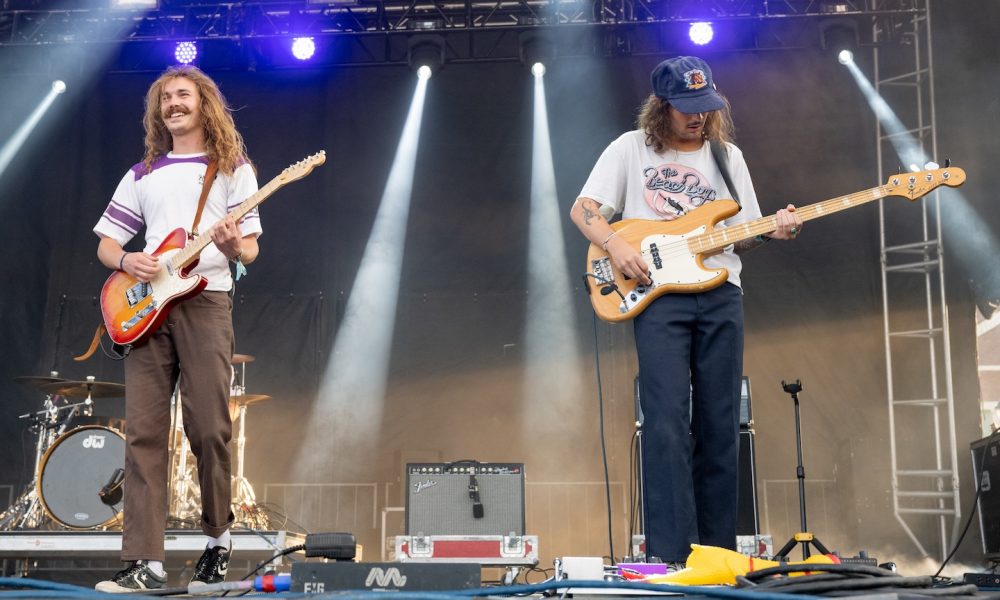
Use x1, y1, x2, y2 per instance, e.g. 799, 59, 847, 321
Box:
646, 544, 838, 586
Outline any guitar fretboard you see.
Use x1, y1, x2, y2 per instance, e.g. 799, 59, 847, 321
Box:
168, 175, 284, 271
688, 185, 889, 253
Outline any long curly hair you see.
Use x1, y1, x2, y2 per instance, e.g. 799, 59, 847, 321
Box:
636, 93, 735, 154
141, 65, 250, 175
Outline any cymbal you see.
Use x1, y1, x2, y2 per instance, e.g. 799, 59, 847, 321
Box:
14, 375, 67, 388
232, 354, 255, 364
228, 394, 270, 407
39, 380, 127, 398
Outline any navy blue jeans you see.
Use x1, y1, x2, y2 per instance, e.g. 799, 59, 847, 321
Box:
634, 282, 744, 562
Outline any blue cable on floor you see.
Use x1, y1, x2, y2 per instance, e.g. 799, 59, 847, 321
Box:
0, 577, 823, 600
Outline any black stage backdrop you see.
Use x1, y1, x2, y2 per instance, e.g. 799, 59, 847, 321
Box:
0, 0, 997, 567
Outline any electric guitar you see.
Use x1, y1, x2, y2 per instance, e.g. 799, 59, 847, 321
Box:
585, 166, 966, 322
100, 151, 326, 345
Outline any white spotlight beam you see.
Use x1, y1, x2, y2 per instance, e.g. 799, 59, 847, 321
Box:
295, 76, 429, 480
843, 58, 1000, 305
524, 71, 585, 425
0, 82, 65, 180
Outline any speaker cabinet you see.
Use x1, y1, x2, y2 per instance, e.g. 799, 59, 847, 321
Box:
737, 429, 760, 536
972, 433, 1000, 560
405, 463, 525, 536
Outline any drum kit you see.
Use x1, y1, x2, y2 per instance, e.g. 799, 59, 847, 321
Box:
0, 354, 272, 532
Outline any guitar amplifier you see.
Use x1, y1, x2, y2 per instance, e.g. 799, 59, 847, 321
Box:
406, 462, 525, 536
972, 433, 1000, 560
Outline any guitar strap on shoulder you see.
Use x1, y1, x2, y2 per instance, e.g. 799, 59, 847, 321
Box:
709, 140, 741, 211
188, 160, 219, 240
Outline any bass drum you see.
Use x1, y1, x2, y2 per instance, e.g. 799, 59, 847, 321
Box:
37, 425, 126, 529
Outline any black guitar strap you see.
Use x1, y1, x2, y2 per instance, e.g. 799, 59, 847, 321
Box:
710, 140, 741, 212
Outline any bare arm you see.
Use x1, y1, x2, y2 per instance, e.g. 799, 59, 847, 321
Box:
570, 197, 651, 286
97, 235, 161, 282
210, 214, 260, 265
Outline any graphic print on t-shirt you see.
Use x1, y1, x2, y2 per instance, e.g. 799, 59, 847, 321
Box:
643, 163, 718, 220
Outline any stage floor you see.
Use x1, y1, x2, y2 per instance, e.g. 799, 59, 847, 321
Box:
0, 529, 304, 588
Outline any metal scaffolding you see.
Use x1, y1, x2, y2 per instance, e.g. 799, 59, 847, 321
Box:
872, 0, 959, 560
0, 0, 924, 67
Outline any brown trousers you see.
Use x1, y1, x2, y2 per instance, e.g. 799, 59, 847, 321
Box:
121, 291, 235, 562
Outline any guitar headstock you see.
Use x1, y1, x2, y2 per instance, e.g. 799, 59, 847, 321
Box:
278, 151, 327, 183
883, 166, 966, 201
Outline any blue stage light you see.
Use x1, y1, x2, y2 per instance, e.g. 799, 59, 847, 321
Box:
174, 41, 197, 64
292, 37, 316, 61
689, 22, 714, 45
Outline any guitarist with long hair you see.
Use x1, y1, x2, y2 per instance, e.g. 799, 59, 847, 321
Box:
570, 56, 802, 568
93, 65, 261, 592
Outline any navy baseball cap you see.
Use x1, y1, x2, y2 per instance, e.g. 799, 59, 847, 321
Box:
650, 56, 726, 114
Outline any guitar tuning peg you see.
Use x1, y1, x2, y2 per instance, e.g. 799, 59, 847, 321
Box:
944, 158, 951, 168
908, 164, 920, 173
923, 161, 939, 170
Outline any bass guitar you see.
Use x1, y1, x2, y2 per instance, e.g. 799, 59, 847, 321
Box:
100, 151, 326, 345
585, 166, 965, 322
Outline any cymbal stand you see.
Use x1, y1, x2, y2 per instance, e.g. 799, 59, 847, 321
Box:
0, 393, 71, 530
167, 386, 201, 525
231, 402, 268, 529
229, 364, 269, 530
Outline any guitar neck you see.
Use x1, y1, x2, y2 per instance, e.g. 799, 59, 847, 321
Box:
170, 176, 282, 271
690, 184, 890, 254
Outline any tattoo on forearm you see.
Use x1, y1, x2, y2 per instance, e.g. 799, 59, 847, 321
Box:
734, 237, 766, 253
581, 200, 603, 227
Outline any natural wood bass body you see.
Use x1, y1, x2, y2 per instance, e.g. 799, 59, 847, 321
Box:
585, 167, 966, 322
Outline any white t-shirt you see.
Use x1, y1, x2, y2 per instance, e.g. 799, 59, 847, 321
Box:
94, 152, 262, 292
578, 130, 762, 288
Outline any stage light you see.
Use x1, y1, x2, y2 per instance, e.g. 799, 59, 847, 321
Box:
291, 37, 316, 60
298, 71, 430, 483
408, 35, 445, 76
0, 81, 67, 179
523, 58, 585, 437
689, 22, 714, 45
109, 0, 157, 8
174, 41, 197, 64
838, 49, 854, 64
520, 31, 555, 74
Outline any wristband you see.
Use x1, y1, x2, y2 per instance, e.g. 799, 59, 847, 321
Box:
118, 252, 128, 271
601, 231, 618, 252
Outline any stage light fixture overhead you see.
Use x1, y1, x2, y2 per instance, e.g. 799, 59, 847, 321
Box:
838, 49, 854, 64
820, 18, 859, 53
174, 41, 197, 64
407, 35, 445, 76
519, 32, 555, 73
689, 21, 714, 45
291, 37, 316, 60
51, 80, 66, 94
109, 0, 157, 9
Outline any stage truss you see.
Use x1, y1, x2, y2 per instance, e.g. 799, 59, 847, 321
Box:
0, 0, 926, 66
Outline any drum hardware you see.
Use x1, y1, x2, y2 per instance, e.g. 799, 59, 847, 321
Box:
1, 373, 73, 529
167, 386, 202, 524
37, 424, 126, 529
230, 394, 271, 530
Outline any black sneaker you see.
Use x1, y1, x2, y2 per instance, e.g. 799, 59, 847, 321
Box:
95, 561, 168, 593
189, 545, 231, 586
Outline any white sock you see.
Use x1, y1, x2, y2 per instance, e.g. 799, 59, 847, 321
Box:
207, 530, 231, 550
143, 560, 166, 577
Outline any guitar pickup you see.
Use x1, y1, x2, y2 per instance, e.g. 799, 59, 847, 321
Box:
121, 301, 156, 332
649, 243, 663, 270
125, 282, 151, 308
